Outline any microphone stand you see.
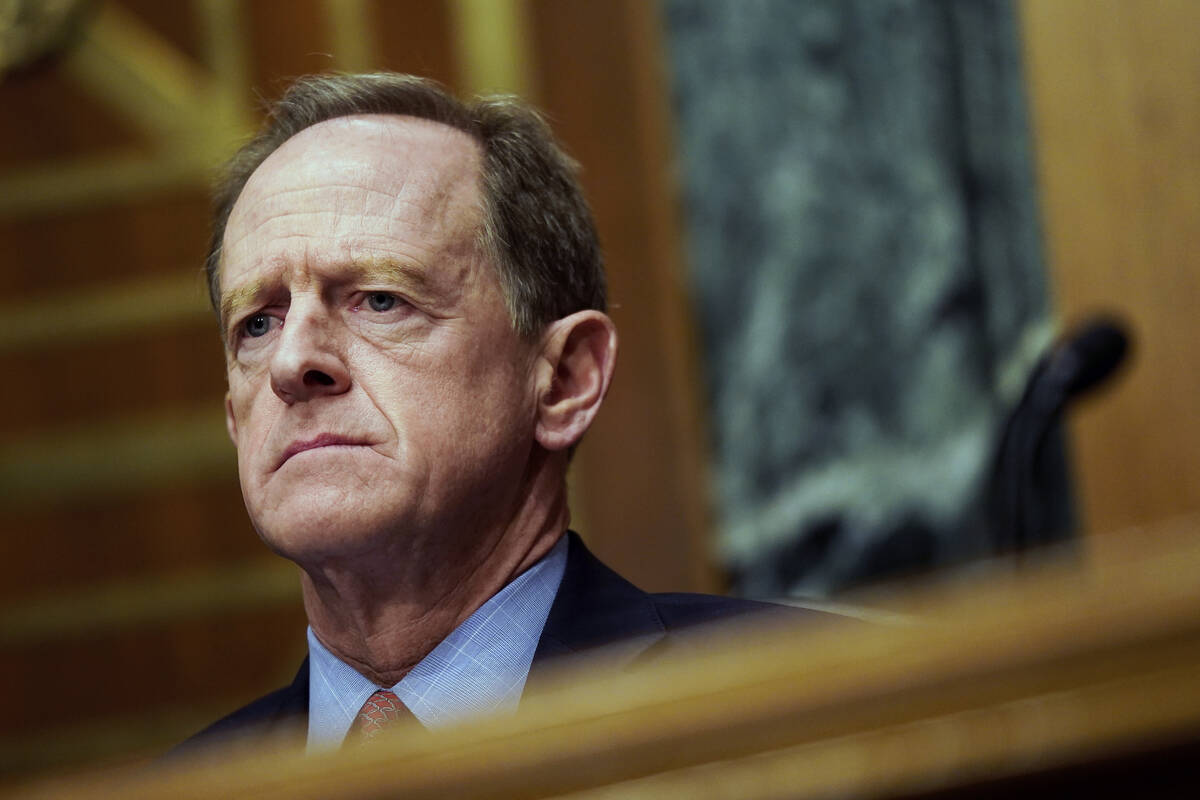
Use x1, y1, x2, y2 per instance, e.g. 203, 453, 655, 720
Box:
993, 318, 1130, 555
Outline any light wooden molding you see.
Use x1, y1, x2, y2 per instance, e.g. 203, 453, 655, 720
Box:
0, 558, 297, 647
62, 2, 214, 140
323, 0, 375, 73
0, 1, 251, 218
449, 0, 534, 97
0, 271, 212, 353
0, 407, 233, 508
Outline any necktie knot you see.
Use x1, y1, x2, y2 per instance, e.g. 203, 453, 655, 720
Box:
350, 689, 412, 743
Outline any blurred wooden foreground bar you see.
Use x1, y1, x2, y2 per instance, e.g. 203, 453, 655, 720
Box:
14, 521, 1200, 799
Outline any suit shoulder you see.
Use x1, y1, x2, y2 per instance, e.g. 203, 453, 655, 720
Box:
648, 592, 792, 629
167, 664, 308, 759
648, 587, 854, 633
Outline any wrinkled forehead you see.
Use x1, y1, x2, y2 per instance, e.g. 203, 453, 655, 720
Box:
223, 114, 485, 260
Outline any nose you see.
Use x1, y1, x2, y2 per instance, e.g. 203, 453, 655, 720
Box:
268, 305, 351, 404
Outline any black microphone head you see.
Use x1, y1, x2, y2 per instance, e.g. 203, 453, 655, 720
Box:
1048, 317, 1131, 398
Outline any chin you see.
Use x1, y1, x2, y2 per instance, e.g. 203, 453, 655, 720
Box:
247, 491, 409, 566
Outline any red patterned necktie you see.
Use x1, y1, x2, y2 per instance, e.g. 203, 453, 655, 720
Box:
349, 689, 413, 743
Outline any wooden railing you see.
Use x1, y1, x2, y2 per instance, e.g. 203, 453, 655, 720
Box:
12, 521, 1200, 799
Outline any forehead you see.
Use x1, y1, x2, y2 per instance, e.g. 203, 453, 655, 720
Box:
221, 114, 483, 285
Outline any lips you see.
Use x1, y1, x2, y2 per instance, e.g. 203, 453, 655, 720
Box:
277, 434, 369, 468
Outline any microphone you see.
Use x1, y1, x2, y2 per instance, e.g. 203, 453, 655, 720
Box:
993, 316, 1132, 553
1031, 318, 1130, 416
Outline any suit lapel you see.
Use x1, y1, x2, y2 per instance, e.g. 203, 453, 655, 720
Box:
531, 532, 667, 672
278, 657, 310, 718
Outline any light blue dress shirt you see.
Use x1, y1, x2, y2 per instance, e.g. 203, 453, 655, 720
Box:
306, 535, 568, 750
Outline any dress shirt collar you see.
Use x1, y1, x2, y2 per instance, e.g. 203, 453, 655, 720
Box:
306, 534, 568, 751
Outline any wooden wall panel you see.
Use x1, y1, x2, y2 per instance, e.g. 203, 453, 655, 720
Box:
0, 0, 449, 779
371, 0, 460, 90
0, 69, 144, 168
0, 603, 309, 776
120, 0, 206, 63
1019, 0, 1200, 537
0, 483, 260, 604
245, 0, 335, 99
0, 605, 306, 732
0, 191, 211, 294
527, 0, 720, 594
0, 327, 224, 434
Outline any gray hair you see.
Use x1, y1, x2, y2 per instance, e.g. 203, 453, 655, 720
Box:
206, 72, 605, 337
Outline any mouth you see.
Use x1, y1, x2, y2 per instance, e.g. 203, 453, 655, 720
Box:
278, 434, 370, 468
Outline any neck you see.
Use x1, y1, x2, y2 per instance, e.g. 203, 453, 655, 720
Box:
299, 453, 569, 687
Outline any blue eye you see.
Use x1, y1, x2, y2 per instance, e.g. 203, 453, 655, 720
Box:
244, 313, 271, 337
366, 292, 397, 312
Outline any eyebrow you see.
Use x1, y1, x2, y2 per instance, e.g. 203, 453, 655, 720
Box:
347, 257, 434, 295
218, 257, 436, 328
220, 280, 266, 330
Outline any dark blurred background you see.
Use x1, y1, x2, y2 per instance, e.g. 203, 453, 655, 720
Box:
1, 0, 1197, 783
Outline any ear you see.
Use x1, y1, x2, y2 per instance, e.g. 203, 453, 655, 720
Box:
534, 311, 618, 452
224, 391, 239, 446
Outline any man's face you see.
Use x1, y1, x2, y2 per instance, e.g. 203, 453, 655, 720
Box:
220, 115, 538, 565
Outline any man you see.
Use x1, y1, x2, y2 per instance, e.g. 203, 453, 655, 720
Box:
182, 72, 796, 753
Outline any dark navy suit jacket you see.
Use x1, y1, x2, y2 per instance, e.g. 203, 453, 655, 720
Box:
176, 532, 814, 752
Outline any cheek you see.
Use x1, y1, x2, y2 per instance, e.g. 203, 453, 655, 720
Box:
227, 380, 272, 448
438, 368, 532, 454
386, 363, 510, 443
